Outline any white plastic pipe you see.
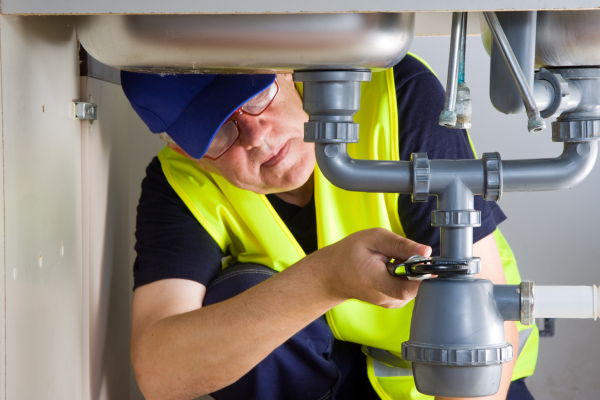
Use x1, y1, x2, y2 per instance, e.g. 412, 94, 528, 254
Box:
535, 285, 599, 320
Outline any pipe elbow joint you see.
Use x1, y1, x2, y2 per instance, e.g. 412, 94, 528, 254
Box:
314, 143, 355, 190
559, 141, 598, 189
502, 141, 598, 192
314, 143, 413, 193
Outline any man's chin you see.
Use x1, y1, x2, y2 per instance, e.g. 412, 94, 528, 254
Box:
263, 172, 314, 194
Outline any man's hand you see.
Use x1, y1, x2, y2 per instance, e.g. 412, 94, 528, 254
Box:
307, 228, 432, 308
131, 228, 430, 400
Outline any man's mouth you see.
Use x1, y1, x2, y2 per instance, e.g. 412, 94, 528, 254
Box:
262, 140, 291, 168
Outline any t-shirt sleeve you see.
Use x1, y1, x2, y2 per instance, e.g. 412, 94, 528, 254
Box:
133, 156, 224, 290
394, 55, 506, 256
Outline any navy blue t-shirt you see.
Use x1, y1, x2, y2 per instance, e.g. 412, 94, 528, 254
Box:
133, 54, 506, 290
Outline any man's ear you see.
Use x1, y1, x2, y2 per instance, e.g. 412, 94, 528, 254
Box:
282, 73, 294, 87
281, 73, 304, 101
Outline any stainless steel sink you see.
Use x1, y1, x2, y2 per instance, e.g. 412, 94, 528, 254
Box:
75, 13, 414, 74
480, 11, 600, 68
536, 11, 600, 68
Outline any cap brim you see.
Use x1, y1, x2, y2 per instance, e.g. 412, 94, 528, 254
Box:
166, 74, 276, 159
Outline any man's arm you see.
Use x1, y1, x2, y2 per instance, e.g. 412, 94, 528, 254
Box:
436, 232, 518, 400
131, 228, 431, 400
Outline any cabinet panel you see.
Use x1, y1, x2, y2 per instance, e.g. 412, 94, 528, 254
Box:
1, 15, 82, 400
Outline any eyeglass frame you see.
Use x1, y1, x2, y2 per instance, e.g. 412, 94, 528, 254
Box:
203, 78, 281, 160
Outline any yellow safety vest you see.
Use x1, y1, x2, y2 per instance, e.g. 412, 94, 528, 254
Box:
157, 55, 538, 399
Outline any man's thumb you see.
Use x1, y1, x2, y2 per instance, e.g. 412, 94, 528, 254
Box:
374, 229, 432, 261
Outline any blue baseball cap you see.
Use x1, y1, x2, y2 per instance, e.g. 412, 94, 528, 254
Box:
121, 71, 276, 159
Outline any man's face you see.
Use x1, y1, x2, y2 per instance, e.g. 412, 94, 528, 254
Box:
173, 74, 315, 195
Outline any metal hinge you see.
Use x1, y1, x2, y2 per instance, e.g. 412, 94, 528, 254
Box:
73, 101, 98, 120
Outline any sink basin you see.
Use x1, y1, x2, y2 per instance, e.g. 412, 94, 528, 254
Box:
536, 11, 600, 68
75, 13, 414, 74
479, 11, 600, 68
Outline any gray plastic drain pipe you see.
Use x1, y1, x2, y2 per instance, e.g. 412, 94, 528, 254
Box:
503, 142, 598, 191
404, 279, 599, 397
404, 277, 513, 397
316, 140, 597, 269
294, 68, 600, 398
314, 143, 412, 193
315, 141, 598, 195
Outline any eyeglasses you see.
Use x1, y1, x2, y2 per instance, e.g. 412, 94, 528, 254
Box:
204, 79, 280, 160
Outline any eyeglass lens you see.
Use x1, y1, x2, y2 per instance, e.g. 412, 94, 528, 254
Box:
241, 81, 279, 115
205, 80, 279, 159
205, 120, 239, 159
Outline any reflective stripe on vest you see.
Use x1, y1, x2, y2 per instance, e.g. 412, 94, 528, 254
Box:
519, 328, 533, 357
368, 347, 413, 377
373, 359, 413, 378
158, 54, 538, 399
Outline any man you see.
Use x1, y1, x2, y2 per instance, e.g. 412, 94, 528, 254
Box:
124, 54, 537, 400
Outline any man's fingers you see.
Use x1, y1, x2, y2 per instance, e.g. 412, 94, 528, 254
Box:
414, 244, 432, 258
385, 262, 398, 277
379, 278, 421, 305
371, 229, 432, 261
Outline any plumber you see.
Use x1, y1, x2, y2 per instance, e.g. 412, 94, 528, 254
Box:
122, 55, 538, 400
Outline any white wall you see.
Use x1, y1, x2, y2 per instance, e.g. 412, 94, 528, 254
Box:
1, 15, 83, 400
411, 35, 600, 400
0, 15, 163, 400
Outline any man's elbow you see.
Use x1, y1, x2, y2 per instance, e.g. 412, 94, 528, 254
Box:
131, 339, 169, 400
131, 335, 220, 400
131, 335, 191, 400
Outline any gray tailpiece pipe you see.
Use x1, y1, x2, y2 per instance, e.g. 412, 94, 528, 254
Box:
293, 68, 600, 397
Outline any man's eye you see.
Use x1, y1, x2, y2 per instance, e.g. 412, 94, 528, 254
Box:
248, 92, 269, 107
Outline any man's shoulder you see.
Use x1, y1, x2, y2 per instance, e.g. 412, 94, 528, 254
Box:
139, 155, 187, 209
141, 156, 169, 193
146, 156, 164, 175
146, 155, 163, 177
392, 53, 437, 89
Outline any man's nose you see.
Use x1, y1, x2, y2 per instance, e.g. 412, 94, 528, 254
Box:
237, 114, 269, 150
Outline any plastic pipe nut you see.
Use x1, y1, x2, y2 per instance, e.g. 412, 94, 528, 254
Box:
304, 122, 360, 143
411, 153, 430, 202
535, 68, 572, 119
483, 152, 503, 202
552, 120, 600, 142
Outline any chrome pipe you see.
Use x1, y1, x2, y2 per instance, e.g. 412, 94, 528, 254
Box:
439, 12, 465, 128
458, 12, 468, 86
